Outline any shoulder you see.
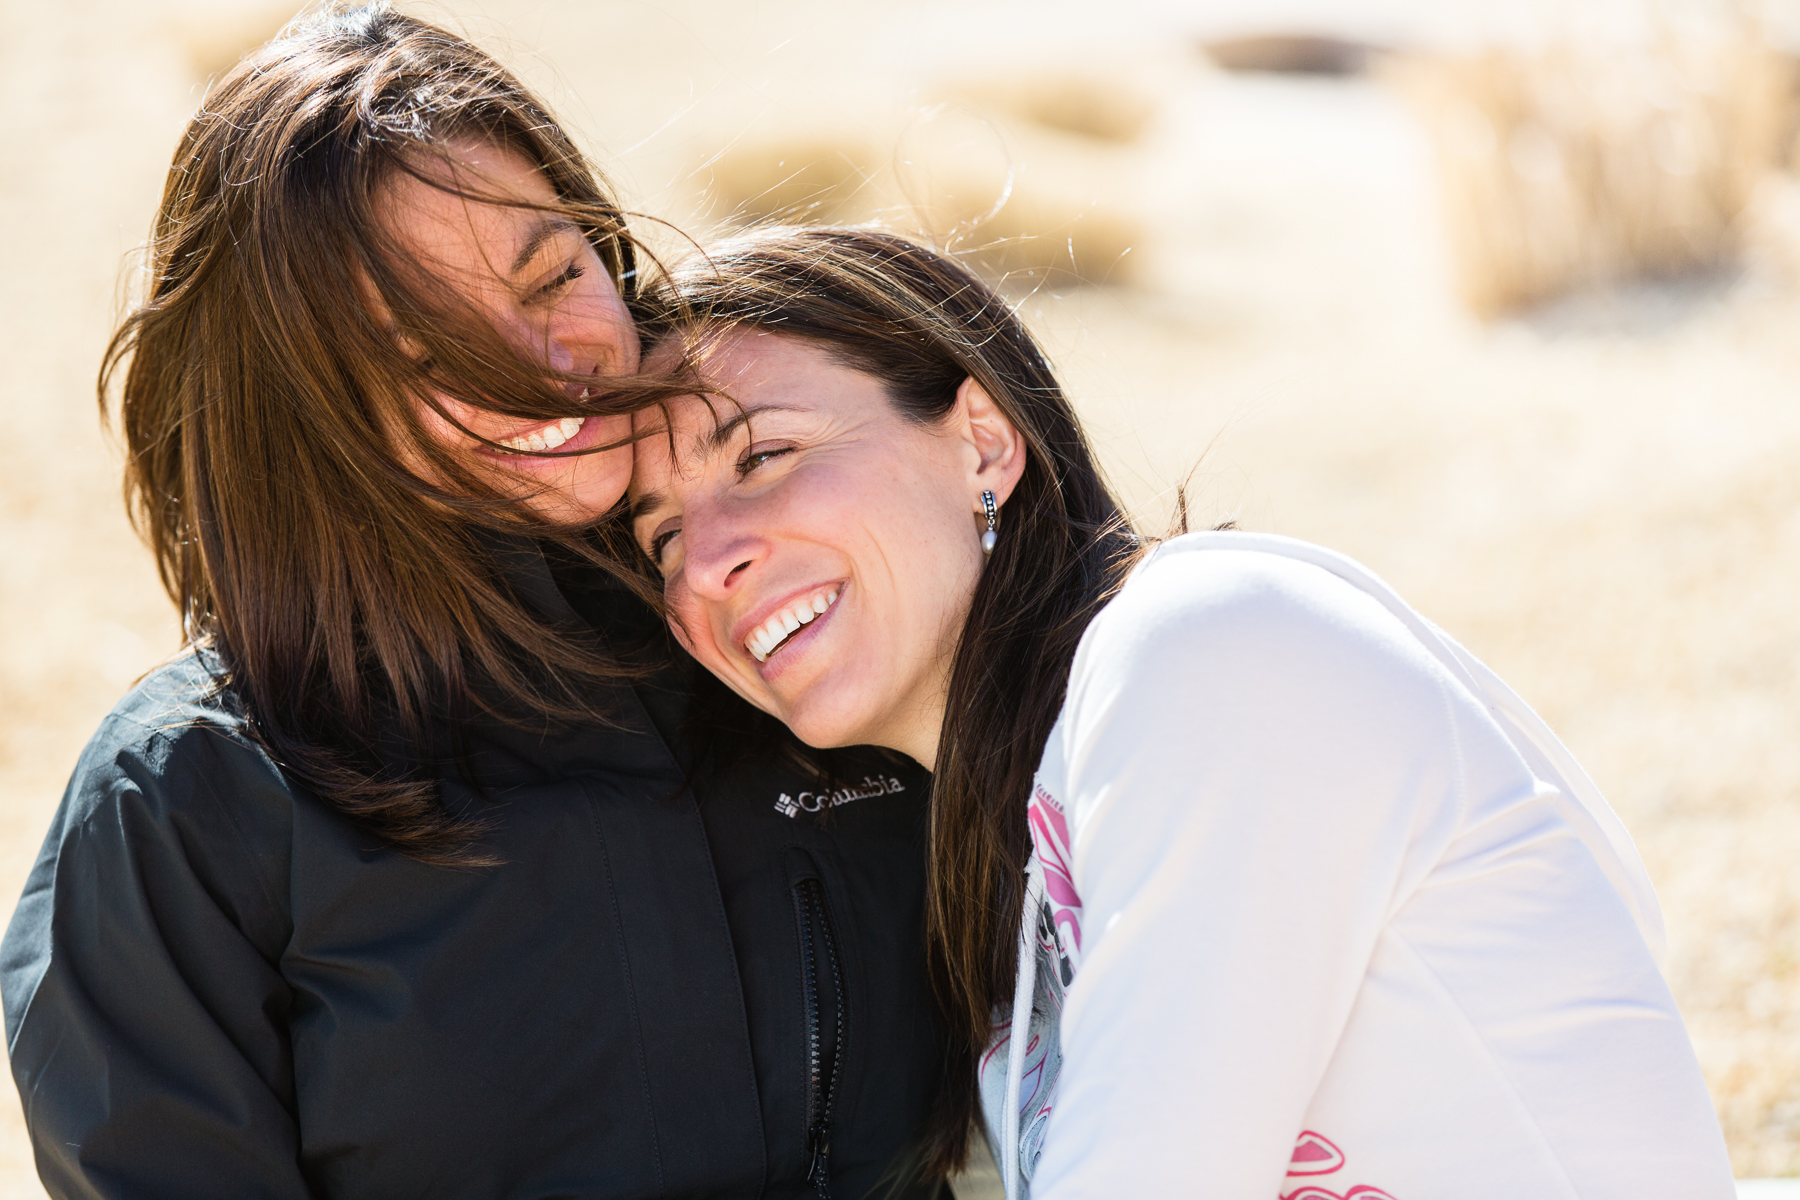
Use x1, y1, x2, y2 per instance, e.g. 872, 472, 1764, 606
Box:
1057, 533, 1460, 755
2, 651, 295, 1009
50, 651, 297, 913
1042, 534, 1502, 879
1084, 534, 1441, 685
4, 654, 295, 1053
1112, 534, 1372, 624
68, 651, 289, 818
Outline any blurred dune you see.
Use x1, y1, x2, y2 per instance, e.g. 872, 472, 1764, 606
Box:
1, 0, 1797, 1194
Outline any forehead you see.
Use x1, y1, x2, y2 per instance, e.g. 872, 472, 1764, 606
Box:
693, 328, 836, 392
638, 330, 816, 436
715, 328, 877, 415
628, 331, 864, 496
378, 140, 564, 269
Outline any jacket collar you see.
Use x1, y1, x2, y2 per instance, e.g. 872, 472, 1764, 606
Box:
457, 530, 685, 787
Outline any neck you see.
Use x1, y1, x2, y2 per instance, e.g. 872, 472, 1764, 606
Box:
881, 676, 949, 774
892, 712, 943, 775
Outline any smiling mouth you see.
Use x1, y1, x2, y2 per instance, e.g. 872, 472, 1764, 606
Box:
497, 411, 587, 453
746, 585, 842, 663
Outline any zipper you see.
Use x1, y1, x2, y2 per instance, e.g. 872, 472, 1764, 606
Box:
793, 873, 846, 1199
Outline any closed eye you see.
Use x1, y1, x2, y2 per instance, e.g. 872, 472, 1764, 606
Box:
736, 445, 794, 477
649, 526, 680, 565
531, 260, 586, 302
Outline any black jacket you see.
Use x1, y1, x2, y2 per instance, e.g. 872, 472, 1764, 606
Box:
0, 550, 948, 1199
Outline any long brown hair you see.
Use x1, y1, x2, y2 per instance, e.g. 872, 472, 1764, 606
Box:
102, 2, 684, 863
667, 227, 1143, 1174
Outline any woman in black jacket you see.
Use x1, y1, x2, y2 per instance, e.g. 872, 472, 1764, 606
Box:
0, 6, 948, 1198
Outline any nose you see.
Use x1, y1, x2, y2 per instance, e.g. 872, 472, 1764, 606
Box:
497, 310, 576, 374
543, 335, 575, 375
676, 498, 768, 603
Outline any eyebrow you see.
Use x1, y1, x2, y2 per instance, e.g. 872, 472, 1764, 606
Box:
704, 404, 802, 453
628, 403, 808, 525
629, 490, 666, 524
509, 216, 577, 276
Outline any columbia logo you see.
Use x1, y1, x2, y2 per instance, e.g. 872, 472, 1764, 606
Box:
774, 775, 905, 818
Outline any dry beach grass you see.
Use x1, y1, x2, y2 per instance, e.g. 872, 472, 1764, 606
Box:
1391, 30, 1797, 314
0, 0, 1796, 1192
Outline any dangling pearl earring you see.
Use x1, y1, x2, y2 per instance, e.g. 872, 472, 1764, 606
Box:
980, 490, 999, 556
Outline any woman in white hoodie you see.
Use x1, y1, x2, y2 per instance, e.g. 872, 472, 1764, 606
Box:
627, 226, 1736, 1200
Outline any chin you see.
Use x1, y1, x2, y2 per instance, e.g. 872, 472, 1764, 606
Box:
776, 710, 849, 752
541, 475, 629, 524
550, 446, 632, 521
777, 693, 886, 755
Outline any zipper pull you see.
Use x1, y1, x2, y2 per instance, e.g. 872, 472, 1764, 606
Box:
806, 1127, 831, 1194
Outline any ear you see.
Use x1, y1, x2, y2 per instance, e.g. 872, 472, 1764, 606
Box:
953, 375, 1027, 508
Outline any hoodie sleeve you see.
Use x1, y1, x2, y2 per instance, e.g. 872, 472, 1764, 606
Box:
1, 690, 309, 1199
1025, 548, 1482, 1200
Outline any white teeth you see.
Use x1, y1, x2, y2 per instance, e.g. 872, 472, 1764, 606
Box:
746, 586, 840, 663
499, 415, 585, 453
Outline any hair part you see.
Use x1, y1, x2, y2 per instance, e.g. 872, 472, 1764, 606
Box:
667, 226, 1144, 1175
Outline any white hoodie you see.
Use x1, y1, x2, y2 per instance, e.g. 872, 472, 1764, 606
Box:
978, 533, 1733, 1200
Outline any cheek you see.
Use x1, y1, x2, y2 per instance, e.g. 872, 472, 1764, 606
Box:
395, 396, 480, 481
575, 277, 640, 373
570, 414, 633, 482
665, 603, 699, 655
878, 459, 981, 574
587, 412, 633, 463
422, 395, 485, 440
877, 473, 986, 655
662, 583, 717, 665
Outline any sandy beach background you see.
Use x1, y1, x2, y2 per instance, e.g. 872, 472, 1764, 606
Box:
1, 0, 1797, 1192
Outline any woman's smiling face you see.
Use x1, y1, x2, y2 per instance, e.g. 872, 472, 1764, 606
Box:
630, 329, 1022, 765
378, 139, 640, 522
